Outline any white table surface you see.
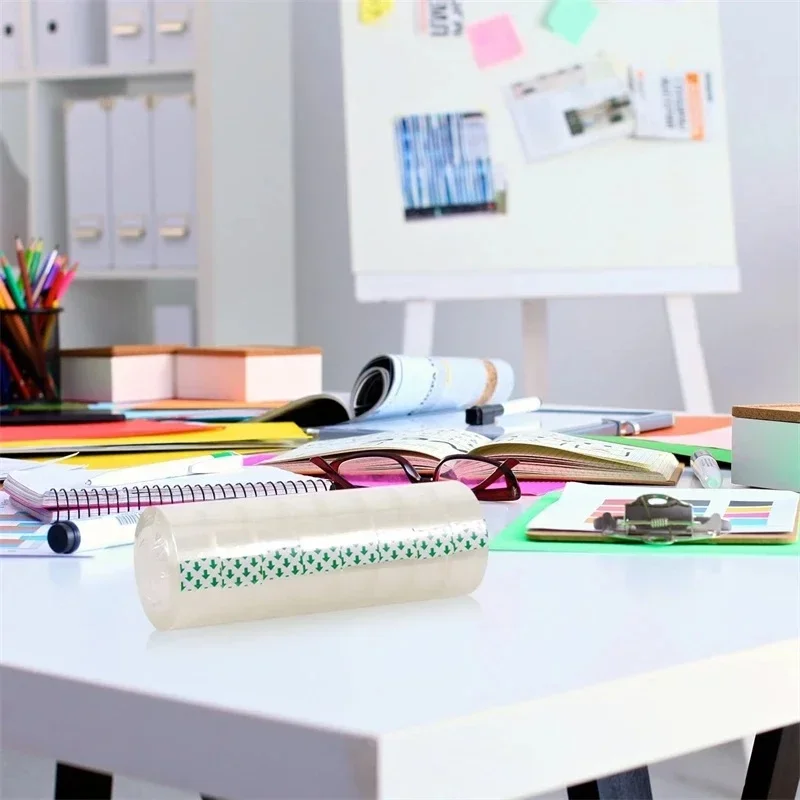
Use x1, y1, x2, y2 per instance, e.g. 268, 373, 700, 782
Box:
2, 495, 799, 800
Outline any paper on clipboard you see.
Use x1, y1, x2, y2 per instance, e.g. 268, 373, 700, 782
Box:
507, 58, 634, 162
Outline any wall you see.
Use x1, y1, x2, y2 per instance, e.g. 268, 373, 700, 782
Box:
294, 0, 800, 408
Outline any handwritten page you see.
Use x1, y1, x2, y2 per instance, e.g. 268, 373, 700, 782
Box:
530, 484, 800, 535
417, 0, 464, 36
466, 14, 523, 69
272, 429, 492, 465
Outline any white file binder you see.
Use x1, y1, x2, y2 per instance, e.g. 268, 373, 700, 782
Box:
152, 94, 196, 269
65, 98, 113, 270
110, 96, 156, 269
0, 0, 24, 74
153, 0, 192, 63
34, 0, 106, 70
106, 0, 153, 65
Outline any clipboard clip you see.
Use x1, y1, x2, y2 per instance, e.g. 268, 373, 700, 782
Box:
593, 494, 732, 545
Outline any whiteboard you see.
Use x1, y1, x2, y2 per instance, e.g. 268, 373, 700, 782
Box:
339, 0, 739, 301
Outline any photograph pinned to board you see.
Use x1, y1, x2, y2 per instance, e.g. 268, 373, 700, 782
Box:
359, 0, 394, 24
507, 57, 634, 162
394, 112, 504, 220
416, 0, 464, 36
546, 0, 599, 45
629, 68, 717, 140
466, 14, 524, 69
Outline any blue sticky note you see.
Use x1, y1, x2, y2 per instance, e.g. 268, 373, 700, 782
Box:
546, 0, 599, 45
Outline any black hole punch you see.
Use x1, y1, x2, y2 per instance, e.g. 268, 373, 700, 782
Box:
47, 19, 58, 33
3, 23, 14, 37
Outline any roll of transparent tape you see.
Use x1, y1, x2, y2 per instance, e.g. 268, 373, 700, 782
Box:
134, 481, 488, 630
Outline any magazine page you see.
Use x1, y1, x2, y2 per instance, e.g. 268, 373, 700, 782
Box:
350, 355, 514, 419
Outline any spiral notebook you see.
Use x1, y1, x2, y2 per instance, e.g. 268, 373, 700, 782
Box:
4, 464, 331, 522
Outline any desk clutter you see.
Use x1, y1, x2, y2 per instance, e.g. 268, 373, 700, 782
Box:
65, 92, 195, 272
1, 0, 193, 74
1, 352, 797, 631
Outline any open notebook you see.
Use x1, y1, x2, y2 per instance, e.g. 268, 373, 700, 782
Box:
4, 464, 331, 521
271, 429, 683, 485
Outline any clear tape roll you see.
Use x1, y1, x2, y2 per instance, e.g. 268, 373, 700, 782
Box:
134, 481, 489, 630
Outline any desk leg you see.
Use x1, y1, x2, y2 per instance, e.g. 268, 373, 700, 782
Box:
54, 763, 113, 800
742, 723, 800, 799
567, 766, 653, 800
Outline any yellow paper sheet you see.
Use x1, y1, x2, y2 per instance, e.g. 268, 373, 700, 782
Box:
1, 423, 307, 455
34, 450, 231, 470
359, 0, 393, 24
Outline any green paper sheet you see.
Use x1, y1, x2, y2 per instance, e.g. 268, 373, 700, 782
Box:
546, 0, 599, 45
490, 492, 800, 557
586, 436, 732, 465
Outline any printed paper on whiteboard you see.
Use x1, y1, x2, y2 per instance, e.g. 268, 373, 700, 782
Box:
507, 58, 634, 162
630, 68, 717, 140
416, 0, 464, 36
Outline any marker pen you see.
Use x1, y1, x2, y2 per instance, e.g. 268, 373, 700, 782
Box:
465, 396, 542, 426
47, 512, 141, 555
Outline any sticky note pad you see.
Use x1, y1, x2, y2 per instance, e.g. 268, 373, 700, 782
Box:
359, 0, 394, 24
466, 15, 524, 69
546, 0, 598, 45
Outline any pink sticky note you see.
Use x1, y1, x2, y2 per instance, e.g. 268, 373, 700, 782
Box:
466, 14, 523, 69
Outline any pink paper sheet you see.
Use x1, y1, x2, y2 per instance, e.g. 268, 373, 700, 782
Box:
466, 14, 523, 69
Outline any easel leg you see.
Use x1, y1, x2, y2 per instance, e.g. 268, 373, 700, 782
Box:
402, 300, 435, 356
741, 723, 800, 799
521, 298, 548, 399
664, 295, 714, 413
567, 766, 653, 799
54, 763, 113, 800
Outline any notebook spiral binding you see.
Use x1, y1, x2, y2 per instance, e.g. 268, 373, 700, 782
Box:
52, 478, 331, 519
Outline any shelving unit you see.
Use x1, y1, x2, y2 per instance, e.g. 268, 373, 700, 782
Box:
0, 0, 294, 349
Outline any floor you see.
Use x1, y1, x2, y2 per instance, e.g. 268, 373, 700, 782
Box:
5, 739, 793, 799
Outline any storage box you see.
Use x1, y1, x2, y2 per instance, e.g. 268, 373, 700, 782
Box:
107, 0, 153, 66
61, 346, 176, 403
65, 98, 114, 271
732, 404, 800, 491
34, 0, 106, 70
175, 347, 322, 402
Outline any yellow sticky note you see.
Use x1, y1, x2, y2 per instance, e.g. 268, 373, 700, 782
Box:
360, 0, 394, 24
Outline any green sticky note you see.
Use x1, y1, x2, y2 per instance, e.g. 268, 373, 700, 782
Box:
546, 0, 599, 45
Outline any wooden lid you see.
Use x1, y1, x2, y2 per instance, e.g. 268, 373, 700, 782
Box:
732, 404, 800, 423
61, 346, 180, 357
176, 346, 322, 357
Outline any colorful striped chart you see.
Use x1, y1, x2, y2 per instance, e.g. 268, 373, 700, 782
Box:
723, 500, 774, 528
587, 498, 776, 533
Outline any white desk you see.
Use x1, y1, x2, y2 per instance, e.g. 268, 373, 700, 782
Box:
1, 500, 798, 800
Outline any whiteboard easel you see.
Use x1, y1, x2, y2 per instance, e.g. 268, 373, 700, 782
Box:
340, 0, 737, 417
401, 295, 714, 414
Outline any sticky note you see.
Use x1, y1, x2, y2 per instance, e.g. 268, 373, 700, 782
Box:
546, 0, 598, 45
466, 14, 524, 69
359, 0, 394, 24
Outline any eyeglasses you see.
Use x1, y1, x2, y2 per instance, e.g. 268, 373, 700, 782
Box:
310, 451, 522, 502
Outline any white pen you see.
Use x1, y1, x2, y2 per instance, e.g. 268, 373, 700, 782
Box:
86, 451, 243, 487
465, 396, 542, 426
46, 512, 142, 554
690, 449, 723, 489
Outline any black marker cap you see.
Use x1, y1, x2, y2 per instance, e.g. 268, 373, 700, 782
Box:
465, 404, 503, 426
47, 520, 81, 555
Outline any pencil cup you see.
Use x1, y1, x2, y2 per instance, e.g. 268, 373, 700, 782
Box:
134, 481, 489, 631
0, 308, 62, 403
